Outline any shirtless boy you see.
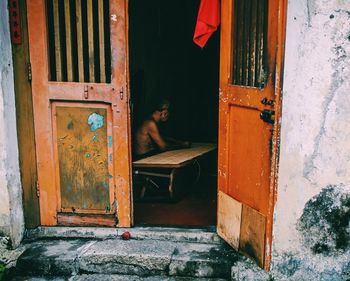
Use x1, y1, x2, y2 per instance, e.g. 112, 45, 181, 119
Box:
134, 99, 190, 159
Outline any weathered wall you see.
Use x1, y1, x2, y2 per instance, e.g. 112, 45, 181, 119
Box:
272, 0, 350, 279
0, 1, 25, 248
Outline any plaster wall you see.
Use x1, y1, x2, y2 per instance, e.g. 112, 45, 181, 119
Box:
272, 0, 350, 279
0, 1, 24, 248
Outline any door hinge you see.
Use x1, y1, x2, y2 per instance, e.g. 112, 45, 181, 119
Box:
36, 180, 40, 197
119, 87, 124, 100
27, 62, 32, 82
84, 85, 89, 99
261, 97, 275, 106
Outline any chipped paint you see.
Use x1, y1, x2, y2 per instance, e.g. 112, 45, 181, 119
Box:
87, 113, 104, 132
92, 134, 99, 142
57, 107, 109, 211
109, 154, 112, 162
108, 136, 113, 147
67, 120, 74, 129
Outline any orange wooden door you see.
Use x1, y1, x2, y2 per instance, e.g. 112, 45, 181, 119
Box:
217, 0, 287, 269
27, 0, 131, 227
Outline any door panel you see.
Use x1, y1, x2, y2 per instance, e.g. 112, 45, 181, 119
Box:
217, 0, 287, 269
53, 104, 113, 213
217, 191, 242, 249
227, 106, 271, 215
27, 0, 131, 226
239, 204, 266, 268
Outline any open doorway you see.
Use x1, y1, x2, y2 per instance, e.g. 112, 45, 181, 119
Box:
128, 0, 220, 227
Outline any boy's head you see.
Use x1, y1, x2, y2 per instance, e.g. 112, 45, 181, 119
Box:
152, 98, 170, 122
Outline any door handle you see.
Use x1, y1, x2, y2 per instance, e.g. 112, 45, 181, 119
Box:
260, 109, 275, 124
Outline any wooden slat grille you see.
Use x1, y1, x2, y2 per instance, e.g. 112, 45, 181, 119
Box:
47, 0, 111, 83
232, 0, 268, 88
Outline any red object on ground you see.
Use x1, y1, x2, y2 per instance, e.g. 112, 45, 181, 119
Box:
121, 231, 131, 240
193, 0, 220, 48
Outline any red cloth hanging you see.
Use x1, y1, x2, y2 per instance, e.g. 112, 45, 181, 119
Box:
193, 0, 220, 48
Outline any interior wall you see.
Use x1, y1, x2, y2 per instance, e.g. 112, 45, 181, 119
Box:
129, 0, 220, 143
271, 0, 350, 279
0, 1, 25, 248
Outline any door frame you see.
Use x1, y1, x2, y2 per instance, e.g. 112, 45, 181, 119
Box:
264, 0, 288, 270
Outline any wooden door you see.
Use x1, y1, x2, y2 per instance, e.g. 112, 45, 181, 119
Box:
27, 0, 131, 227
217, 0, 287, 269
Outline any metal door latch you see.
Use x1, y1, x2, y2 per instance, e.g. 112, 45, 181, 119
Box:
260, 109, 275, 124
261, 97, 275, 106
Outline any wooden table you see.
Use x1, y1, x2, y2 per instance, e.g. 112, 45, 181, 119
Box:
132, 143, 217, 201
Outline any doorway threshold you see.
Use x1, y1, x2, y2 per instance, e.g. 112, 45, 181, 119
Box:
25, 226, 221, 245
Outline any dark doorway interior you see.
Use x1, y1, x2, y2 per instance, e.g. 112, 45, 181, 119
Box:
129, 0, 220, 227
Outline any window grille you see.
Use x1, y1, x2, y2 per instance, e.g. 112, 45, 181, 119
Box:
232, 0, 268, 88
47, 0, 111, 83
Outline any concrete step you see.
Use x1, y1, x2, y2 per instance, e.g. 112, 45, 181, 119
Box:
10, 274, 228, 281
25, 226, 222, 245
14, 237, 242, 279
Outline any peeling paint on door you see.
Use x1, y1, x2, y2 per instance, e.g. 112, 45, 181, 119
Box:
88, 113, 104, 132
56, 106, 110, 211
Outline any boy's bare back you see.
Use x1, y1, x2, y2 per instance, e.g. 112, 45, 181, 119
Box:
134, 119, 166, 156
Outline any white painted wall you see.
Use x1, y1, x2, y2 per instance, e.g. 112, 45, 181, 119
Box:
272, 0, 350, 279
0, 1, 24, 248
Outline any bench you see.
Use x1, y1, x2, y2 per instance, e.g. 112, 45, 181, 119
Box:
132, 143, 217, 201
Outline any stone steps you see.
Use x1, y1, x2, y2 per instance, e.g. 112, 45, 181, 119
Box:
13, 236, 242, 280
25, 226, 222, 245
11, 274, 227, 281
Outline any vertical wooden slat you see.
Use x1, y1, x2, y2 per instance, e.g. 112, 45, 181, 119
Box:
236, 0, 244, 84
232, 0, 238, 84
104, 0, 111, 83
75, 0, 84, 82
256, 0, 265, 86
64, 1, 73, 82
242, 0, 252, 86
53, 0, 62, 81
87, 0, 95, 82
249, 0, 258, 86
98, 0, 106, 83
